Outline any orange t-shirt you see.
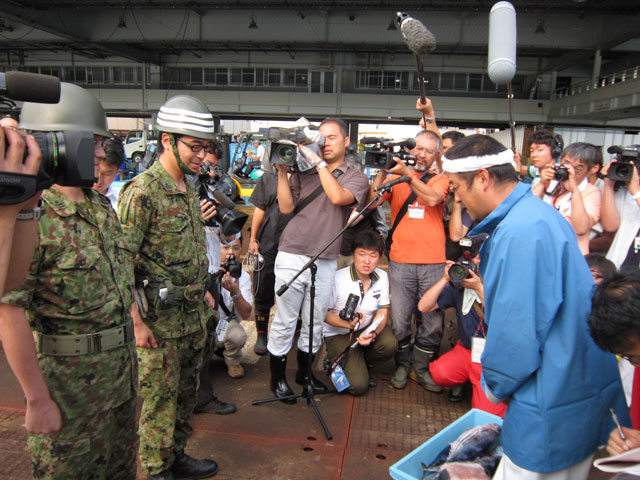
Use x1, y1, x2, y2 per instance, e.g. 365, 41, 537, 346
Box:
382, 171, 450, 264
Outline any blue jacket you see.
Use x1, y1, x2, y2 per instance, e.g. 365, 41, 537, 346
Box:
471, 182, 629, 472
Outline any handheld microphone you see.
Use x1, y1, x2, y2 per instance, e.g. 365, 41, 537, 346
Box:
397, 12, 436, 56
488, 1, 517, 85
374, 175, 411, 192
0, 72, 61, 104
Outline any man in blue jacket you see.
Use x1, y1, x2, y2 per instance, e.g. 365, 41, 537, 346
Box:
443, 134, 628, 479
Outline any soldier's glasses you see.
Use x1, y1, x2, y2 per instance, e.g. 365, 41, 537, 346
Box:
178, 137, 215, 154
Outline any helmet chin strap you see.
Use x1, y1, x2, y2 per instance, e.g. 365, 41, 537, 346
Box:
168, 134, 197, 175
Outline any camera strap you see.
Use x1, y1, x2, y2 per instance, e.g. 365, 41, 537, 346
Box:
384, 171, 435, 256
291, 169, 343, 218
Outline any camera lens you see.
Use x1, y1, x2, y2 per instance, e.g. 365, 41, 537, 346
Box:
449, 263, 467, 282
277, 145, 295, 164
553, 166, 569, 182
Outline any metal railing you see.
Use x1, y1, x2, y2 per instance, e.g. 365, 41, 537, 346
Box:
553, 66, 640, 99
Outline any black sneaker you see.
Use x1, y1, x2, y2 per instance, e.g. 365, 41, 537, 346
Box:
172, 450, 218, 479
194, 397, 236, 415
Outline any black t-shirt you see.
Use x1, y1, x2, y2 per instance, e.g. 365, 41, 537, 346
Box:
249, 172, 292, 255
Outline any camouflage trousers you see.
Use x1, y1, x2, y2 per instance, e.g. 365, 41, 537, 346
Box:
28, 396, 137, 480
137, 327, 206, 475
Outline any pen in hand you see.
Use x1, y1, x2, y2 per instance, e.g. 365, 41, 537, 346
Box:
610, 408, 627, 442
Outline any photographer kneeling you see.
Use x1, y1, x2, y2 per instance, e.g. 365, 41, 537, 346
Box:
324, 232, 396, 396
417, 236, 507, 417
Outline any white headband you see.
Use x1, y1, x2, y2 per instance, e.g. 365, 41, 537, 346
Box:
442, 149, 516, 173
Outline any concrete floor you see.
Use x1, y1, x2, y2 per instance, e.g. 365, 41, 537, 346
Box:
0, 320, 616, 479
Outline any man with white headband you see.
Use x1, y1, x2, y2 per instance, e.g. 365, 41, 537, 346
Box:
118, 95, 219, 480
443, 134, 627, 479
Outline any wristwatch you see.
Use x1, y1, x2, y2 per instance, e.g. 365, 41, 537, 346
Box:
231, 292, 242, 301
424, 117, 434, 124
17, 204, 44, 221
316, 160, 329, 171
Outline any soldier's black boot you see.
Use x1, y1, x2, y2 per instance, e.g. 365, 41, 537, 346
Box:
295, 349, 328, 393
269, 353, 296, 404
171, 449, 218, 479
253, 314, 268, 355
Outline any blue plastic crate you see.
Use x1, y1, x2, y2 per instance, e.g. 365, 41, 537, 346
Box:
389, 409, 503, 480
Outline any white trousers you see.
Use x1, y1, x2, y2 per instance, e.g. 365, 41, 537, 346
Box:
493, 453, 593, 480
267, 251, 337, 357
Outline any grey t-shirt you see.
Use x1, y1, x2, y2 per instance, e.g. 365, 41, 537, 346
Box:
278, 162, 369, 259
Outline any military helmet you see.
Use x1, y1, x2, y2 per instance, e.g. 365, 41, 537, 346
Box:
19, 82, 110, 137
155, 95, 215, 140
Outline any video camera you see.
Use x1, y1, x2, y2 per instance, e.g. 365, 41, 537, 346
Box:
605, 145, 640, 183
0, 73, 95, 205
449, 235, 485, 283
361, 137, 417, 170
267, 117, 325, 172
198, 164, 248, 236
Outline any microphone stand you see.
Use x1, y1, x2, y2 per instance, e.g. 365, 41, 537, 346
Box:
252, 186, 390, 441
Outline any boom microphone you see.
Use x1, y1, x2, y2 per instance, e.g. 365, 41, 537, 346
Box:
397, 12, 436, 56
0, 71, 61, 104
374, 174, 411, 192
488, 1, 517, 85
360, 137, 383, 145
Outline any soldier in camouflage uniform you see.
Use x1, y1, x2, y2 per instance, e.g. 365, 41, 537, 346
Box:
0, 83, 138, 479
118, 95, 219, 480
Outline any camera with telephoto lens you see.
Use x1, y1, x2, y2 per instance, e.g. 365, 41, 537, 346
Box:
220, 253, 242, 279
449, 236, 484, 283
267, 123, 325, 172
339, 293, 361, 323
552, 165, 570, 182
362, 137, 417, 170
198, 166, 248, 236
606, 145, 640, 183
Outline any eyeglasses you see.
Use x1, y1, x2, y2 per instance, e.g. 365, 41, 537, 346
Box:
178, 137, 215, 154
414, 146, 437, 155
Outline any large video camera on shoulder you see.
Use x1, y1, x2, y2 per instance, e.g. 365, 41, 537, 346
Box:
605, 145, 640, 183
0, 72, 95, 205
361, 137, 417, 170
267, 118, 325, 172
198, 163, 248, 236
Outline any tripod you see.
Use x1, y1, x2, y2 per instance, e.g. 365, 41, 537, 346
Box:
252, 188, 388, 441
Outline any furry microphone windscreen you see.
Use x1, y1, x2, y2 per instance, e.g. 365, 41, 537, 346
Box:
399, 14, 436, 56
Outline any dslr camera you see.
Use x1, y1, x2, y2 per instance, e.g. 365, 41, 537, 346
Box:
449, 236, 484, 283
361, 137, 417, 170
339, 293, 361, 324
220, 254, 242, 279
552, 165, 569, 182
267, 119, 325, 172
198, 164, 248, 236
606, 145, 640, 183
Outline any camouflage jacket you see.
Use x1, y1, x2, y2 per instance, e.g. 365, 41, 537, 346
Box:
2, 187, 137, 419
118, 161, 210, 339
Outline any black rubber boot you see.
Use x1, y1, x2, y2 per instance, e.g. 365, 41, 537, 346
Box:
171, 449, 218, 479
390, 339, 412, 389
269, 353, 296, 404
411, 343, 443, 393
295, 349, 329, 393
253, 314, 268, 355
